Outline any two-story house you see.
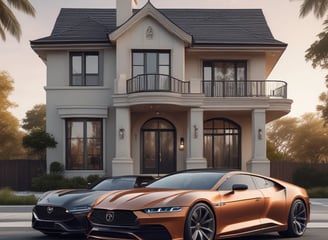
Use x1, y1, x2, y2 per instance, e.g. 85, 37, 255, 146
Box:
31, 0, 291, 178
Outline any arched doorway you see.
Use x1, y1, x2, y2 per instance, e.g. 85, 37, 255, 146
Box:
204, 118, 241, 169
141, 118, 176, 175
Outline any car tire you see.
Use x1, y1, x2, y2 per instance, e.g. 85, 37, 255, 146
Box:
184, 202, 216, 240
279, 199, 307, 237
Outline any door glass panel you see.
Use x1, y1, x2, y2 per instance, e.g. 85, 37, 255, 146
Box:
159, 131, 175, 174
159, 53, 169, 65
204, 135, 213, 167
143, 131, 156, 173
146, 53, 157, 74
214, 62, 235, 81
133, 52, 144, 65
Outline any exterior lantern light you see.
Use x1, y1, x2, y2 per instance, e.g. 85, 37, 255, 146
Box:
119, 128, 125, 139
179, 137, 184, 150
258, 128, 263, 140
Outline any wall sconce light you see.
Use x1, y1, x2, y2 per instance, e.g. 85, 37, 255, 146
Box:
193, 125, 198, 139
179, 137, 184, 151
258, 128, 263, 140
119, 128, 125, 139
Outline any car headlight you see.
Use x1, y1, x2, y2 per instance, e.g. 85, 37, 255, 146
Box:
66, 206, 91, 214
143, 207, 182, 214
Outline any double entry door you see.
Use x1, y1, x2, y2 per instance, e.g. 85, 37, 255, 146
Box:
141, 118, 176, 175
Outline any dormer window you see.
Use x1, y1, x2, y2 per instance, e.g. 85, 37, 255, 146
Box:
70, 52, 99, 86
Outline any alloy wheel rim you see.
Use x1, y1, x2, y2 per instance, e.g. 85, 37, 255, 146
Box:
292, 201, 307, 235
189, 205, 215, 240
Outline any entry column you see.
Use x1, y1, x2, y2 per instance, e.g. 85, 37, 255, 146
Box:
247, 109, 270, 176
112, 107, 133, 176
186, 108, 207, 169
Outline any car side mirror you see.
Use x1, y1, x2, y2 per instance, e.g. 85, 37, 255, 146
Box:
232, 184, 248, 191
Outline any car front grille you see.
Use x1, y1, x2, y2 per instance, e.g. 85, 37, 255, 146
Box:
34, 205, 73, 221
89, 209, 138, 226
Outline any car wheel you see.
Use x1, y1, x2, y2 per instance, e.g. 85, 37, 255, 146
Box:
184, 202, 216, 240
279, 199, 307, 237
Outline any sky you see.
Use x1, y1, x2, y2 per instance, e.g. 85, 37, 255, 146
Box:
0, 0, 327, 122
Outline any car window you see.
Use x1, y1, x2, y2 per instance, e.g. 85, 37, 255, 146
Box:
147, 172, 225, 190
135, 176, 155, 187
92, 178, 135, 191
252, 176, 274, 189
218, 174, 256, 191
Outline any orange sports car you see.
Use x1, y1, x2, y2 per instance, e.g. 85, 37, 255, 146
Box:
87, 169, 310, 240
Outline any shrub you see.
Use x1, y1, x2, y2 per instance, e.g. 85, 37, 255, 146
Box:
0, 188, 37, 205
49, 161, 64, 175
66, 176, 88, 189
31, 175, 100, 191
86, 174, 102, 185
293, 166, 328, 189
307, 187, 328, 198
31, 174, 66, 191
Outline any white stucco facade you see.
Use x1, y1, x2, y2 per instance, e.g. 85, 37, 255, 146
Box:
32, 0, 292, 178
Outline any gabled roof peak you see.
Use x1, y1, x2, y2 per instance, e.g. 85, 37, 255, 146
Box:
110, 1, 192, 45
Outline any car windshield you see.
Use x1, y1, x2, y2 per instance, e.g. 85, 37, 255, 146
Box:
92, 178, 135, 191
146, 171, 226, 190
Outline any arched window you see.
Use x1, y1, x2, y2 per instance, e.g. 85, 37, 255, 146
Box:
204, 118, 241, 169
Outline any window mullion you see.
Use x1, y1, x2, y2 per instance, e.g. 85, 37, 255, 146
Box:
83, 120, 88, 169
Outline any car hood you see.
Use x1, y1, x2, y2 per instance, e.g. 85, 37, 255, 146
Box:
37, 189, 107, 209
95, 188, 215, 210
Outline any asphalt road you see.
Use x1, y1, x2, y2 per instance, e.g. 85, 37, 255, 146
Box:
0, 227, 327, 240
0, 199, 327, 240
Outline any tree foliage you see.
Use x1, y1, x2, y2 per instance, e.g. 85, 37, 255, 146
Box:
22, 104, 46, 132
300, 0, 328, 71
0, 0, 35, 41
317, 92, 328, 124
0, 71, 25, 159
297, 0, 328, 123
22, 128, 57, 160
267, 113, 328, 163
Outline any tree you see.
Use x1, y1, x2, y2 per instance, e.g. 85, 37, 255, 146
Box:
22, 128, 57, 161
0, 0, 35, 41
0, 71, 25, 159
267, 116, 298, 161
299, 0, 328, 70
316, 92, 328, 125
267, 113, 328, 163
298, 0, 328, 123
290, 113, 328, 163
22, 104, 46, 132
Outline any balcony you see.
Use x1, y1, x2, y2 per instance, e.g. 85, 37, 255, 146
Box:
127, 74, 190, 94
126, 74, 287, 98
202, 80, 287, 98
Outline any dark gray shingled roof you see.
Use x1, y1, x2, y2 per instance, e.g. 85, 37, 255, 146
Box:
31, 8, 286, 46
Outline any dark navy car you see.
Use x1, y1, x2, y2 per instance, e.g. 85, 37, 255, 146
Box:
32, 175, 154, 236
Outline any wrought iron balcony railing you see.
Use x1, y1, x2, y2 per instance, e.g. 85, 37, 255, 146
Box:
126, 74, 287, 98
126, 74, 190, 94
202, 80, 287, 98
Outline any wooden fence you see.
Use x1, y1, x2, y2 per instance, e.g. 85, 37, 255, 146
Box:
0, 159, 327, 191
0, 159, 46, 191
270, 161, 328, 183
